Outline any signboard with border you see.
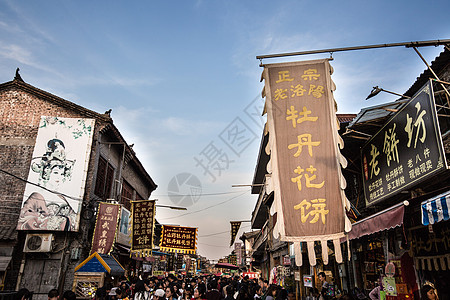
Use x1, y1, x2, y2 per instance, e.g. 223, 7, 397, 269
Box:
361, 80, 447, 206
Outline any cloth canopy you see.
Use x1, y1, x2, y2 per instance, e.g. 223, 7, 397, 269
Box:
347, 203, 405, 240
421, 191, 450, 225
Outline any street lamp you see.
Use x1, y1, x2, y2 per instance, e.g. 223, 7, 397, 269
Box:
365, 86, 411, 100
155, 204, 187, 211
151, 199, 187, 210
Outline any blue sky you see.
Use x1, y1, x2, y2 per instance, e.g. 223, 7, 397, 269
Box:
1, 0, 449, 260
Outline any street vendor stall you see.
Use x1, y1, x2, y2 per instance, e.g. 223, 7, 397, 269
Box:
72, 252, 125, 299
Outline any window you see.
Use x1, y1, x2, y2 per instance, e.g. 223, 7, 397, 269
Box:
121, 180, 133, 210
94, 156, 115, 200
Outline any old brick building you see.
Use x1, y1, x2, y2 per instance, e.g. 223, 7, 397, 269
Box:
0, 70, 157, 298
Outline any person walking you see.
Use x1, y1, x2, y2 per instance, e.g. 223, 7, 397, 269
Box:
318, 272, 331, 300
369, 278, 383, 300
152, 289, 165, 300
421, 285, 439, 300
265, 285, 277, 300
193, 286, 207, 300
165, 286, 177, 300
224, 286, 235, 300
48, 289, 59, 300
134, 281, 150, 300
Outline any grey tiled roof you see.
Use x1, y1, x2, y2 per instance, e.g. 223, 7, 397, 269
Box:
0, 225, 17, 241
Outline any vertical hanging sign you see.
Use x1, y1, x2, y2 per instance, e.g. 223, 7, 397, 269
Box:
131, 200, 155, 257
262, 59, 350, 266
90, 202, 121, 255
230, 221, 241, 247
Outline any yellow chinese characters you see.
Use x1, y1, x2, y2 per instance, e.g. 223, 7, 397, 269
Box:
101, 221, 110, 230
288, 134, 320, 157
294, 198, 329, 224
286, 106, 318, 128
405, 102, 427, 148
291, 165, 325, 191
369, 144, 380, 179
137, 235, 150, 245
308, 84, 324, 98
291, 84, 307, 97
99, 239, 107, 247
383, 123, 399, 167
301, 69, 320, 81
272, 69, 324, 100
274, 88, 288, 101
276, 71, 294, 83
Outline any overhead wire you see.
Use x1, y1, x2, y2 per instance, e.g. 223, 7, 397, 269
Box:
198, 242, 230, 248
0, 168, 251, 202
0, 168, 82, 201
159, 191, 248, 220
153, 191, 245, 197
198, 225, 251, 238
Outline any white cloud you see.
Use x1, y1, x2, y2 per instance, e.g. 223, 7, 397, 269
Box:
0, 44, 32, 65
109, 75, 162, 88
161, 116, 225, 136
0, 20, 23, 34
0, 44, 65, 79
3, 0, 56, 44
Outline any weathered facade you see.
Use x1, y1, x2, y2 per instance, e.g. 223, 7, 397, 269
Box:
0, 72, 157, 299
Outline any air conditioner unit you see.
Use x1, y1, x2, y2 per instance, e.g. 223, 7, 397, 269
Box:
24, 233, 54, 253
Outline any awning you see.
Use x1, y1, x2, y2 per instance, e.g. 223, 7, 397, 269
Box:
74, 252, 125, 276
347, 202, 407, 240
421, 191, 450, 225
414, 254, 450, 271
0, 256, 12, 272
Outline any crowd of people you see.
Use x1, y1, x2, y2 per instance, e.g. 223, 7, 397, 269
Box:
11, 273, 440, 300
92, 274, 288, 300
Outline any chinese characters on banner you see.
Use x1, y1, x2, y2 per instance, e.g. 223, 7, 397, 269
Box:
230, 221, 242, 246
159, 225, 197, 254
90, 202, 121, 255
131, 200, 155, 257
361, 81, 447, 206
262, 59, 350, 266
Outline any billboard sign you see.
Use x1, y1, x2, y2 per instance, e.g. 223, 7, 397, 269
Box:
117, 207, 132, 246
17, 117, 95, 231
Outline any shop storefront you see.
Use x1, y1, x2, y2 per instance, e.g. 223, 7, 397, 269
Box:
73, 252, 125, 299
346, 202, 418, 298
411, 190, 450, 299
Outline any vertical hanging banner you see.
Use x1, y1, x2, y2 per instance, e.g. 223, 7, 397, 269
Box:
262, 59, 351, 266
90, 202, 121, 255
230, 221, 241, 246
131, 200, 155, 257
159, 225, 197, 254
